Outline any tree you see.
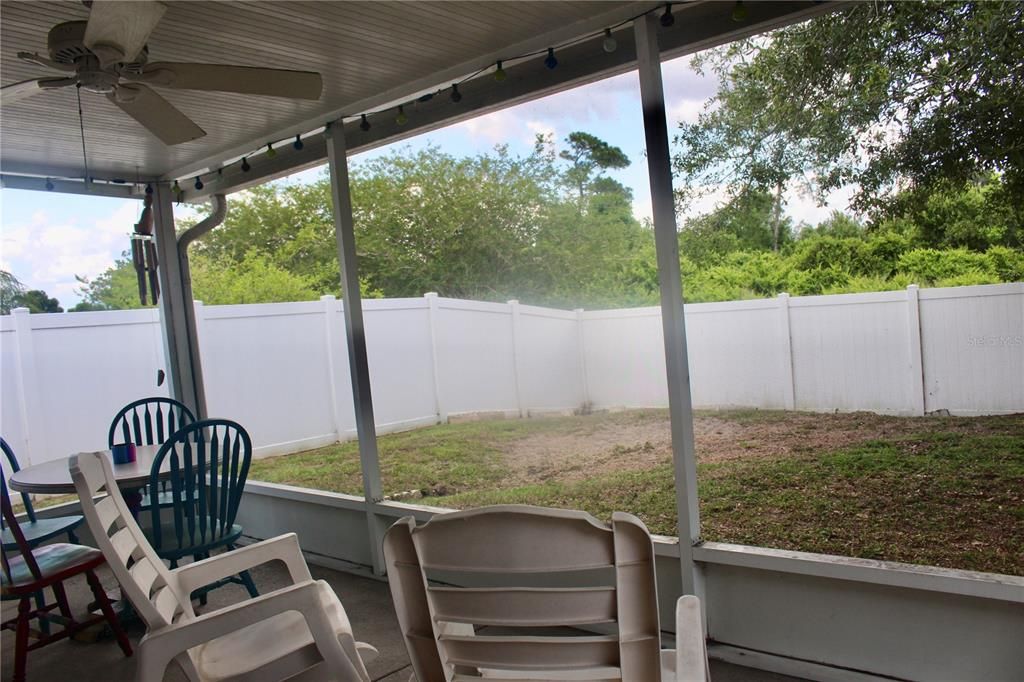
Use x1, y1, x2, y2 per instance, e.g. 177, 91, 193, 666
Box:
73, 256, 146, 310
17, 290, 63, 313
1, 270, 25, 314
674, 1, 1024, 222
558, 132, 631, 205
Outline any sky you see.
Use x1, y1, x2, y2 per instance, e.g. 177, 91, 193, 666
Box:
0, 53, 853, 307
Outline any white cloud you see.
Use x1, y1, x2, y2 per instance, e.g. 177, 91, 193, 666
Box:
1, 200, 138, 306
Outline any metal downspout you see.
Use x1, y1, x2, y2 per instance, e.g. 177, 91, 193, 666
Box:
176, 194, 227, 419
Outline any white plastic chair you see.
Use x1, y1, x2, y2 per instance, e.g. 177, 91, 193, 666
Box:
383, 505, 710, 682
69, 450, 377, 682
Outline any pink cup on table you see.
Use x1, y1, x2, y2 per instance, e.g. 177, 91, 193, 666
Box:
110, 442, 137, 465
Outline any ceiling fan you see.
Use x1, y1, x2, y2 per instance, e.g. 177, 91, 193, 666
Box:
1, 0, 323, 145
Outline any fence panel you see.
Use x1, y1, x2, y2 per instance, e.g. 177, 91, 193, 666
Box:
28, 310, 166, 463
199, 302, 336, 456
433, 298, 518, 416
789, 292, 915, 415
685, 300, 790, 410
581, 308, 668, 409
516, 305, 584, 412
919, 284, 1024, 415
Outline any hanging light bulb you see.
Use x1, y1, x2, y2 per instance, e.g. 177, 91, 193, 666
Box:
240, 157, 251, 172
45, 178, 54, 191
172, 180, 182, 194
359, 114, 371, 132
395, 105, 408, 125
266, 143, 277, 159
602, 29, 618, 53
194, 176, 204, 191
544, 47, 558, 70
494, 61, 507, 82
731, 0, 747, 22
450, 83, 462, 103
145, 183, 154, 195
293, 134, 304, 151
660, 3, 675, 27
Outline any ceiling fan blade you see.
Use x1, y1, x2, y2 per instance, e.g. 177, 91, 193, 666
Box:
1, 77, 75, 105
136, 63, 323, 100
108, 84, 205, 145
84, 0, 167, 68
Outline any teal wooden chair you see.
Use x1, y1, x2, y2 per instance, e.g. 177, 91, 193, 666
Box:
109, 397, 196, 510
1, 437, 84, 551
145, 418, 259, 604
108, 396, 195, 449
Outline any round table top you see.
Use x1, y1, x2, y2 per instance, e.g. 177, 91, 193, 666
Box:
8, 445, 167, 495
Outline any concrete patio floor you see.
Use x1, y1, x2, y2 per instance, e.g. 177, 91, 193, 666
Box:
1, 559, 806, 681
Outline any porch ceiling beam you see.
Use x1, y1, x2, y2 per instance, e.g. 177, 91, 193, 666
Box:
0, 174, 143, 200
176, 1, 837, 202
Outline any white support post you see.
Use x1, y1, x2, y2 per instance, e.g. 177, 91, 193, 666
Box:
575, 308, 591, 410
10, 308, 46, 466
906, 285, 926, 416
635, 13, 703, 600
321, 295, 349, 440
326, 122, 387, 575
508, 300, 526, 418
424, 292, 447, 424
153, 183, 207, 418
777, 293, 796, 410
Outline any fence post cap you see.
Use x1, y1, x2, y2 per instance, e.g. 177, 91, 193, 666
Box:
319, 294, 336, 302
906, 284, 919, 291
424, 292, 438, 299
11, 307, 30, 315
508, 299, 519, 305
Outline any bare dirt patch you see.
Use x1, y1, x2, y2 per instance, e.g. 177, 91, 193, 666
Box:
500, 410, 1019, 485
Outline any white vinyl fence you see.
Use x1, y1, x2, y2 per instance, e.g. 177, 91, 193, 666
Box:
1, 283, 1021, 466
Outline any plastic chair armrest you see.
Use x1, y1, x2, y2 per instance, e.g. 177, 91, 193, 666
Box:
137, 579, 366, 681
174, 532, 311, 594
675, 595, 710, 682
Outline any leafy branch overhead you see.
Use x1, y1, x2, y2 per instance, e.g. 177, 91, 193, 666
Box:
674, 1, 1024, 217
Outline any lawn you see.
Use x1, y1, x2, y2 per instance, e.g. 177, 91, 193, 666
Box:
253, 409, 1024, 576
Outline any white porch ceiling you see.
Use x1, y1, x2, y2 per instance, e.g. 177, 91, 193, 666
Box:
0, 0, 659, 183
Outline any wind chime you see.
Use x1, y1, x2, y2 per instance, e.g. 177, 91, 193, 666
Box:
131, 193, 160, 305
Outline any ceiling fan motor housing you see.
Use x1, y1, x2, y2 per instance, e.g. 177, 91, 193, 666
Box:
47, 21, 148, 68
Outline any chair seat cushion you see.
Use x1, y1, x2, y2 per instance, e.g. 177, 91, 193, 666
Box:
0, 542, 102, 590
195, 579, 362, 682
1, 515, 84, 551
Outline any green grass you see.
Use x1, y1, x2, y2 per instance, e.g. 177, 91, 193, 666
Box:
245, 410, 1024, 575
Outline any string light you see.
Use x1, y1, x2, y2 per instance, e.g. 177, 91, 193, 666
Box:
544, 47, 558, 70
731, 0, 747, 22
660, 4, 675, 27
603, 29, 617, 53
173, 5, 687, 186
172, 179, 182, 194
45, 178, 54, 191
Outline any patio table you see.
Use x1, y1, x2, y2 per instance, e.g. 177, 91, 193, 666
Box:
9, 444, 166, 517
